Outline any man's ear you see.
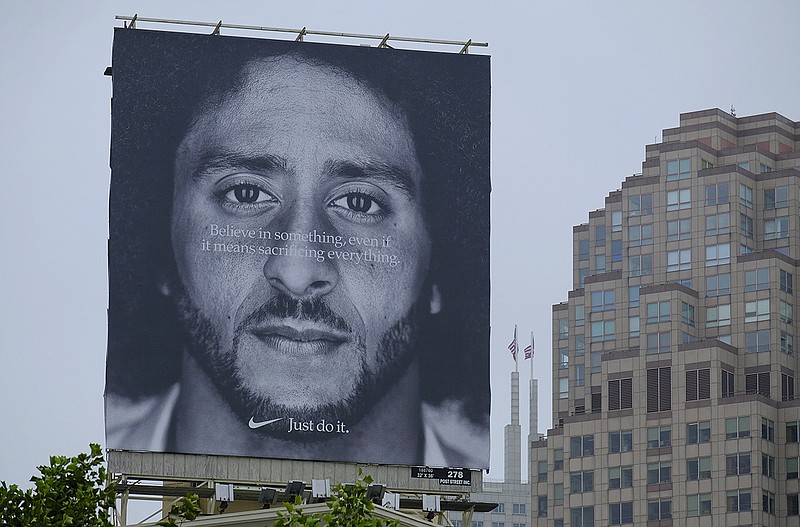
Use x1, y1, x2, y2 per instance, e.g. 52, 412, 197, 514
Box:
429, 283, 441, 315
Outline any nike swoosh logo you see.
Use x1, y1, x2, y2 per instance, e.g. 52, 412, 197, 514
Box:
248, 417, 284, 429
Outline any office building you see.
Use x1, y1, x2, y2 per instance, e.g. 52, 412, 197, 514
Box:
532, 109, 799, 526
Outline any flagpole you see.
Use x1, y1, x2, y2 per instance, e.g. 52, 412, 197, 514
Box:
514, 325, 518, 373
530, 332, 534, 378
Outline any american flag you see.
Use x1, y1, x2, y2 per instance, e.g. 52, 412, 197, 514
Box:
524, 344, 533, 360
508, 336, 518, 361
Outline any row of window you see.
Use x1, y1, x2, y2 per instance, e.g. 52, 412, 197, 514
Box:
547, 419, 800, 466
539, 492, 800, 525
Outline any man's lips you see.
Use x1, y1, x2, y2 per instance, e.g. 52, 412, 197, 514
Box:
247, 322, 349, 355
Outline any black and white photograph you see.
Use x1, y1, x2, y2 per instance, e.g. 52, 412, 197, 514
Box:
105, 28, 491, 468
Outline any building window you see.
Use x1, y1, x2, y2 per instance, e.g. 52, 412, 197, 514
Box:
578, 267, 589, 288
590, 289, 615, 312
787, 422, 800, 444
558, 319, 569, 339
608, 502, 633, 525
726, 452, 751, 475
575, 335, 585, 356
745, 372, 771, 397
790, 494, 800, 516
687, 421, 711, 444
739, 213, 754, 237
762, 491, 776, 515
559, 378, 568, 399
628, 285, 640, 307
608, 466, 633, 489
537, 460, 548, 482
569, 470, 594, 493
646, 301, 670, 324
595, 254, 606, 274
761, 418, 775, 441
553, 483, 563, 506
559, 348, 569, 369
647, 461, 671, 484
744, 268, 769, 291
681, 302, 695, 326
721, 370, 735, 397
705, 182, 729, 205
687, 456, 711, 480
705, 243, 730, 266
706, 304, 731, 327
646, 368, 671, 412
782, 331, 795, 355
647, 498, 672, 520
537, 496, 547, 517
667, 188, 691, 211
628, 316, 639, 338
745, 330, 770, 353
578, 239, 589, 260
575, 304, 585, 326
569, 435, 594, 457
647, 425, 671, 448
553, 521, 563, 527
760, 163, 774, 173
575, 364, 585, 387
608, 430, 633, 453
744, 299, 770, 323
764, 186, 789, 209
780, 270, 794, 293
687, 493, 712, 516
705, 212, 730, 235
591, 320, 615, 342
611, 240, 622, 262
780, 301, 793, 324
512, 503, 525, 515
495, 504, 505, 513
608, 379, 633, 411
725, 416, 750, 439
686, 369, 711, 401
765, 216, 789, 239
554, 448, 564, 470
739, 183, 754, 208
667, 158, 691, 180
706, 273, 730, 296
762, 454, 776, 478
628, 223, 653, 246
666, 218, 691, 241
782, 373, 796, 401
667, 249, 691, 271
788, 458, 800, 479
727, 490, 751, 512
611, 210, 622, 232
646, 332, 671, 354
629, 194, 652, 216
628, 254, 653, 276
594, 224, 606, 246
569, 507, 594, 527
740, 243, 753, 255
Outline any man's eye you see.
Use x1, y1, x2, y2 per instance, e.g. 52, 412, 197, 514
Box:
223, 183, 272, 204
330, 192, 383, 215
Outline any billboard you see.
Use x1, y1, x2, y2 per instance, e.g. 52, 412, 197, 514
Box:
106, 27, 490, 469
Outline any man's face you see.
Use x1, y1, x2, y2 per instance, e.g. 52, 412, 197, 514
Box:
170, 55, 432, 438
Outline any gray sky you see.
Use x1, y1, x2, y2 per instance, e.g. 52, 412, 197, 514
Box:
1, 0, 798, 510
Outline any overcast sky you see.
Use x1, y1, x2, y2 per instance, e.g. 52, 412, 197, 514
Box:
1, 1, 798, 514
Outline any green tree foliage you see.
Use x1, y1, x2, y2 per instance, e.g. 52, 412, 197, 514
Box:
156, 492, 201, 527
274, 469, 398, 527
0, 443, 116, 527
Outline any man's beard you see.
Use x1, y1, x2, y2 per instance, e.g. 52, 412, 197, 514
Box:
173, 288, 424, 442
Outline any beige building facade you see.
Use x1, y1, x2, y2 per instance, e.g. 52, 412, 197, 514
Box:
531, 109, 800, 526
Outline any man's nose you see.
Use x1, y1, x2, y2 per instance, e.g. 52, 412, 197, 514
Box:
262, 207, 339, 298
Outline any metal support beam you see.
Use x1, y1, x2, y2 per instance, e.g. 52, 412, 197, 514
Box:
114, 15, 487, 52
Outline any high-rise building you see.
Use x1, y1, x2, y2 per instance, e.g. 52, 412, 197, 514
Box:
532, 109, 800, 526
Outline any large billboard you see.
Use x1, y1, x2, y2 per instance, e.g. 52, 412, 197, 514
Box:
106, 27, 490, 469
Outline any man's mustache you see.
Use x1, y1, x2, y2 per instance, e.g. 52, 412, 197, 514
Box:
236, 292, 353, 334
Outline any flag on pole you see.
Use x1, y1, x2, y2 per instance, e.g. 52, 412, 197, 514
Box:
508, 327, 518, 362
524, 333, 534, 360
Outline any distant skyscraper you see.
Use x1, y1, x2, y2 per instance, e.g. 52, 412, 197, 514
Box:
532, 109, 799, 526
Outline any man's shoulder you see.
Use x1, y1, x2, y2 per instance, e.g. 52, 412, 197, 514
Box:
105, 384, 180, 452
421, 400, 489, 469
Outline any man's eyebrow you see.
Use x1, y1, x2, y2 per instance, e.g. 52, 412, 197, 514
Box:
190, 152, 286, 181
324, 160, 419, 199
